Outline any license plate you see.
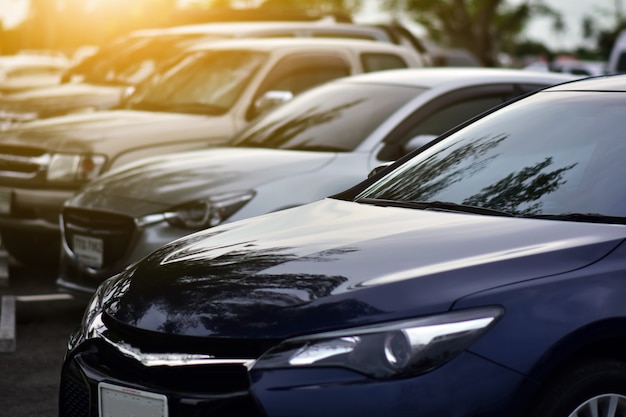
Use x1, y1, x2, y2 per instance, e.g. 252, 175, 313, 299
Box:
99, 382, 168, 417
0, 190, 11, 214
73, 235, 103, 268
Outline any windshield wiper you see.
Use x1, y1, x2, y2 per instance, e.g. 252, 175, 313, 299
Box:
128, 101, 227, 115
357, 198, 515, 217
521, 213, 626, 224
288, 145, 348, 152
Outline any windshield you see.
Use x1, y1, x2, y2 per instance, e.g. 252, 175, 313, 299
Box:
67, 34, 223, 86
230, 82, 424, 152
356, 91, 626, 222
126, 49, 266, 115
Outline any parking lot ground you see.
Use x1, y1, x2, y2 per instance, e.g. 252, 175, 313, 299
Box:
0, 259, 87, 417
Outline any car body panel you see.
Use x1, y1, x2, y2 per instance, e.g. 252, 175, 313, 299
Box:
103, 198, 625, 339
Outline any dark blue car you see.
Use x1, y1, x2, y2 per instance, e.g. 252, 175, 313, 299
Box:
60, 74, 626, 417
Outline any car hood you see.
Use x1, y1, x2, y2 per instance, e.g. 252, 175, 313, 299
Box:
0, 110, 230, 154
67, 147, 337, 216
0, 83, 123, 117
103, 198, 626, 339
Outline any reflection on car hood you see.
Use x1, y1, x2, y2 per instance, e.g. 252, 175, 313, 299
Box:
68, 147, 337, 216
104, 198, 626, 339
0, 110, 228, 154
0, 83, 123, 117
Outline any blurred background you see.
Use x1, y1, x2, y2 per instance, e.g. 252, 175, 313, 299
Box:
0, 0, 623, 70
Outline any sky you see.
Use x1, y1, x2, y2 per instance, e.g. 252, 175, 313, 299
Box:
0, 0, 621, 50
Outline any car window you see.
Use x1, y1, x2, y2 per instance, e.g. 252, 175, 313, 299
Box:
247, 54, 351, 120
401, 96, 504, 138
233, 81, 424, 151
361, 53, 408, 71
127, 49, 267, 114
358, 91, 626, 219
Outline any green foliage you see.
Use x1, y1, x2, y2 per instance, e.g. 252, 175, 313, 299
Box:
385, 0, 560, 66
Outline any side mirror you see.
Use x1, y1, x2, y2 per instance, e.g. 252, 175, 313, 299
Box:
368, 161, 394, 178
405, 134, 438, 153
253, 90, 294, 116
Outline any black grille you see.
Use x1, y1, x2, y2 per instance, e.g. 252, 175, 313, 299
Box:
59, 375, 90, 417
63, 207, 136, 268
0, 145, 48, 176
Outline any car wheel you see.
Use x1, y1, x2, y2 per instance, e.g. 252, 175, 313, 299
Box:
0, 230, 60, 267
529, 359, 626, 417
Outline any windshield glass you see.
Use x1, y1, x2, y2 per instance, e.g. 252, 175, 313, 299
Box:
126, 49, 266, 114
68, 34, 215, 85
230, 82, 424, 152
356, 91, 626, 221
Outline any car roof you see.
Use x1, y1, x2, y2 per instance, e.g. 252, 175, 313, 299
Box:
131, 21, 392, 41
187, 36, 416, 53
330, 67, 578, 89
545, 74, 626, 92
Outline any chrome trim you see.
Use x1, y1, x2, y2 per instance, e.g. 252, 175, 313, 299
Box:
90, 313, 256, 368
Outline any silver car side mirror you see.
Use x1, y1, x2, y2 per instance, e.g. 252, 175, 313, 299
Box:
405, 134, 438, 153
254, 90, 294, 116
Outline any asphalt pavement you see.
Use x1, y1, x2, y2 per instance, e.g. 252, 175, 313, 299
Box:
0, 257, 87, 417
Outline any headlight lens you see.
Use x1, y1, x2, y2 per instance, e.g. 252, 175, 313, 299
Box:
253, 307, 503, 379
47, 153, 106, 182
165, 191, 255, 229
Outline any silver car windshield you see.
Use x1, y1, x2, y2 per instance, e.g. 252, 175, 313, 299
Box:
357, 91, 626, 222
127, 49, 267, 114
231, 82, 425, 152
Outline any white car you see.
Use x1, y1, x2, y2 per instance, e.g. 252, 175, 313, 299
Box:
57, 68, 576, 297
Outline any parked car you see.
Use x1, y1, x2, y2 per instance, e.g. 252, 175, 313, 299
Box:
61, 73, 626, 417
0, 20, 426, 130
57, 68, 575, 297
0, 53, 70, 95
0, 37, 422, 266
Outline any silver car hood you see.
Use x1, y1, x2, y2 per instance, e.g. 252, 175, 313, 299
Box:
0, 110, 230, 154
67, 147, 337, 216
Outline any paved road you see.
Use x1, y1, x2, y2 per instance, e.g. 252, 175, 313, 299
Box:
0, 262, 87, 417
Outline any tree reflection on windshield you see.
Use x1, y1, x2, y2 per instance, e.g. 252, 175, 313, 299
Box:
463, 157, 576, 215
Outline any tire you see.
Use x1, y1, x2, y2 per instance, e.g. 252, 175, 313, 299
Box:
0, 230, 61, 267
528, 358, 626, 417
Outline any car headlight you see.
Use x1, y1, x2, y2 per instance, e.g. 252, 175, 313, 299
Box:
165, 191, 255, 229
252, 307, 503, 379
66, 275, 114, 353
47, 153, 106, 183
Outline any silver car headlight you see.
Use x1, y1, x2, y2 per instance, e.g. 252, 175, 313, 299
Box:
252, 307, 503, 379
165, 191, 255, 229
47, 153, 106, 183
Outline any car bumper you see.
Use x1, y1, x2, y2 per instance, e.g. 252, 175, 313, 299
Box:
60, 340, 535, 417
0, 186, 74, 233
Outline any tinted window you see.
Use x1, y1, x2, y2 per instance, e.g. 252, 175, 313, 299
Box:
361, 53, 408, 71
358, 91, 626, 219
232, 81, 424, 151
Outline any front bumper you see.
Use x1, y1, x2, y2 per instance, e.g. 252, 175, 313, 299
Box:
0, 186, 74, 234
60, 337, 534, 417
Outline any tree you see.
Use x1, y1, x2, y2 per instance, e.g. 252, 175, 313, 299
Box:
384, 0, 561, 67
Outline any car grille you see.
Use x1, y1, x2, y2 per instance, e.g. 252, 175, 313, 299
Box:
60, 341, 268, 417
0, 145, 49, 179
59, 373, 89, 417
63, 207, 136, 269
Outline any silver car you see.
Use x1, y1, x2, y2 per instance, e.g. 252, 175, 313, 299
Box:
57, 68, 576, 297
